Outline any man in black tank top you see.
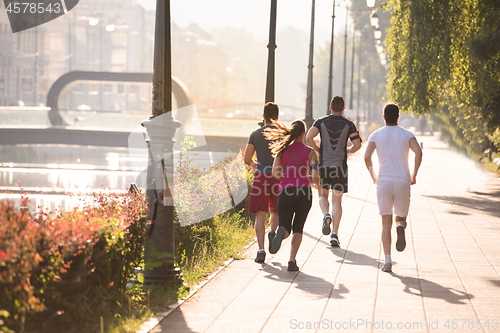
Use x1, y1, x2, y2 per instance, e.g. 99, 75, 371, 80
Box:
306, 96, 362, 247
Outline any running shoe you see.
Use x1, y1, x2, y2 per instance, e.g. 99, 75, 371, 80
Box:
272, 226, 286, 254
268, 229, 276, 254
396, 225, 406, 252
322, 213, 332, 235
288, 260, 299, 271
382, 262, 392, 272
254, 250, 266, 263
330, 233, 340, 247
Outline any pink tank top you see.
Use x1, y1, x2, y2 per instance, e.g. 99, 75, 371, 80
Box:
279, 142, 311, 190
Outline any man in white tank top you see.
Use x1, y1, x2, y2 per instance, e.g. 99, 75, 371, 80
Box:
364, 102, 423, 273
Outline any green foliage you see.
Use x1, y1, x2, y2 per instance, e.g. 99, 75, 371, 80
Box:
180, 136, 197, 152
428, 106, 488, 159
386, 0, 500, 155
489, 128, 500, 148
0, 192, 148, 333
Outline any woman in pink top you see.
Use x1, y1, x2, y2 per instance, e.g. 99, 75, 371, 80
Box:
265, 120, 320, 271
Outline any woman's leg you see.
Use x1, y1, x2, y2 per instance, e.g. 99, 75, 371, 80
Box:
272, 189, 294, 253
289, 187, 313, 262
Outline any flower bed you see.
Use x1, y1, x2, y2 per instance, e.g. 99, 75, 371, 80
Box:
0, 192, 148, 333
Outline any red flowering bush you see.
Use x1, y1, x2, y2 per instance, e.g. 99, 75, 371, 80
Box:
0, 191, 147, 333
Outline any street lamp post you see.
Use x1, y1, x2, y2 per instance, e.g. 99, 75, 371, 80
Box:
356, 33, 363, 125
349, 27, 356, 110
304, 0, 315, 129
327, 0, 336, 114
142, 0, 182, 285
341, 6, 348, 99
265, 0, 277, 103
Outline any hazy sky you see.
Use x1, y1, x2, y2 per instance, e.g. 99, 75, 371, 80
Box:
137, 0, 351, 46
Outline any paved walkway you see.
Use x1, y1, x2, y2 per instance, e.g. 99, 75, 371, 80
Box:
149, 134, 500, 333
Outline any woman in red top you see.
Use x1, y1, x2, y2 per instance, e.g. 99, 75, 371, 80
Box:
265, 120, 320, 271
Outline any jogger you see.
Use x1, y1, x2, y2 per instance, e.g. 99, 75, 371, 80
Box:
265, 120, 320, 271
364, 102, 423, 272
244, 102, 280, 263
306, 96, 362, 247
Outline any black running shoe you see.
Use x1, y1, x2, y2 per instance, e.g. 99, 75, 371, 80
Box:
330, 233, 340, 247
288, 260, 299, 271
254, 250, 266, 263
322, 214, 332, 235
272, 226, 286, 254
268, 229, 276, 254
396, 225, 406, 252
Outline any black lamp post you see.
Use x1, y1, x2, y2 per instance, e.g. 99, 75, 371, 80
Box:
304, 0, 316, 129
356, 33, 363, 125
341, 6, 348, 99
327, 0, 336, 114
265, 0, 278, 103
142, 0, 182, 285
349, 27, 356, 110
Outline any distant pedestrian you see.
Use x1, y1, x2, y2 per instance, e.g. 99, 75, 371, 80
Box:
265, 120, 320, 271
244, 102, 280, 263
364, 102, 423, 272
306, 96, 362, 247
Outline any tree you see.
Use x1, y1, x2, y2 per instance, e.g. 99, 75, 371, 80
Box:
385, 0, 500, 151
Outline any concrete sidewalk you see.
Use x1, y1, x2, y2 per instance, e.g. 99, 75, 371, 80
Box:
149, 134, 500, 333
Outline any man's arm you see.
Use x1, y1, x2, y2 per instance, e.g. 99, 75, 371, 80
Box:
306, 127, 320, 153
272, 154, 283, 181
244, 143, 257, 171
409, 137, 423, 185
347, 132, 362, 154
309, 149, 320, 189
364, 141, 378, 184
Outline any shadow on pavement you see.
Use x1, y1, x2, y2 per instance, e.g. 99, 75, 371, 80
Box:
426, 195, 500, 218
472, 190, 500, 199
390, 273, 473, 305
327, 247, 473, 304
263, 262, 349, 299
329, 247, 380, 269
489, 279, 500, 288
151, 308, 196, 333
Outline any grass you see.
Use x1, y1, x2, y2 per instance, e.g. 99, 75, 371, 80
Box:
179, 211, 254, 286
105, 210, 255, 333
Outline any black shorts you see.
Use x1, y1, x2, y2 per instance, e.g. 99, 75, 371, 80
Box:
319, 166, 348, 193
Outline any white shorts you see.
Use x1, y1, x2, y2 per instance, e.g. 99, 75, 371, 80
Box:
376, 180, 411, 217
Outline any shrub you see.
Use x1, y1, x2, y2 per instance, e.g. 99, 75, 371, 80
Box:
0, 192, 148, 333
